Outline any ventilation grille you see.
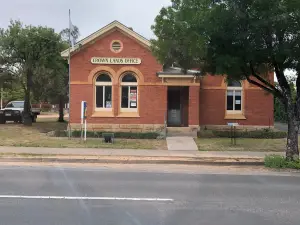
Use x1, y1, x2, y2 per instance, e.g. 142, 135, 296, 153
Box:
111, 41, 122, 52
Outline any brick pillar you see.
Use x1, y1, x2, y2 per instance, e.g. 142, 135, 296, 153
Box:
188, 86, 200, 126
113, 84, 119, 117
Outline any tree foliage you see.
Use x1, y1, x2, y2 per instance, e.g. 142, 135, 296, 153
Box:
0, 20, 63, 125
60, 27, 80, 43
274, 79, 296, 122
0, 20, 79, 123
33, 26, 79, 122
152, 0, 300, 160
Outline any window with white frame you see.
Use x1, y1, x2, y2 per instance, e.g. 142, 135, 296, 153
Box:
95, 73, 112, 110
121, 73, 138, 110
227, 80, 242, 112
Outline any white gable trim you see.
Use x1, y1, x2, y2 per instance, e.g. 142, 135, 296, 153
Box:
61, 20, 151, 58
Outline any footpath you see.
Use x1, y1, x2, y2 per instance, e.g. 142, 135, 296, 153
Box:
0, 147, 284, 166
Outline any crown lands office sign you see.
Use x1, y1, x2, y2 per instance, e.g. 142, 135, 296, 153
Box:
91, 57, 141, 65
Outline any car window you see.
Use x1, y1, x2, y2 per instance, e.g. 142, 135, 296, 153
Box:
6, 102, 24, 108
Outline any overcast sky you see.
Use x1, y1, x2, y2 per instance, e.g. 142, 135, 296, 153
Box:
0, 0, 171, 40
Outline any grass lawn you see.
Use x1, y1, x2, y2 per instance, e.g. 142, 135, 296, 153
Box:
0, 119, 167, 150
195, 138, 287, 152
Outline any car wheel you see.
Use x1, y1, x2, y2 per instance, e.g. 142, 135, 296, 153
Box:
32, 115, 37, 123
0, 118, 6, 124
19, 115, 25, 124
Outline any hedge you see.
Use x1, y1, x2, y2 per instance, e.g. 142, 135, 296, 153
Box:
54, 130, 160, 139
198, 128, 287, 139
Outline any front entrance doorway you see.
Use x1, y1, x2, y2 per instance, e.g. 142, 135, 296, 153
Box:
167, 86, 189, 127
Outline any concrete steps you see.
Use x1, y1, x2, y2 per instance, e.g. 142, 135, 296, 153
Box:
166, 127, 197, 137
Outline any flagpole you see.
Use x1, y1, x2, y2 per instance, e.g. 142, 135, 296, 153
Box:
68, 9, 71, 139
0, 85, 3, 110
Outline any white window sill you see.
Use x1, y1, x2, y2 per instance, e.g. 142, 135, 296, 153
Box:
117, 112, 140, 118
91, 111, 114, 118
224, 113, 246, 120
95, 108, 112, 112
120, 108, 138, 113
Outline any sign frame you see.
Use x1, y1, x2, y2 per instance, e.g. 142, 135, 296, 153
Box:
227, 122, 239, 127
91, 57, 142, 65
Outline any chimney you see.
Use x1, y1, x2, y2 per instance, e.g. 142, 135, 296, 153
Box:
128, 27, 133, 31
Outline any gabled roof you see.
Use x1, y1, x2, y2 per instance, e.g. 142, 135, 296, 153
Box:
61, 20, 151, 58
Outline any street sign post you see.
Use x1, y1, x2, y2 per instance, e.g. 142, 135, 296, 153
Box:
81, 101, 87, 141
227, 122, 239, 145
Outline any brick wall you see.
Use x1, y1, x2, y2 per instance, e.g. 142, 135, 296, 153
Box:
70, 29, 162, 84
199, 89, 226, 125
69, 27, 274, 129
69, 28, 165, 126
70, 85, 167, 125
244, 89, 274, 126
199, 75, 274, 127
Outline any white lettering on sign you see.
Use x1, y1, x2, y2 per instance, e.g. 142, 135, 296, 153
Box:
91, 57, 142, 65
227, 122, 239, 127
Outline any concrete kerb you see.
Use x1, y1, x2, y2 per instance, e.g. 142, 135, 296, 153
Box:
0, 147, 282, 166
0, 155, 264, 166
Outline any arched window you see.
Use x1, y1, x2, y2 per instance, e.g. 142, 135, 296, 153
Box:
227, 80, 242, 112
121, 73, 138, 110
95, 73, 112, 110
122, 74, 137, 83
228, 80, 242, 87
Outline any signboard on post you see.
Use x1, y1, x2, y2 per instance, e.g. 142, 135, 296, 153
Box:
81, 101, 87, 141
227, 122, 239, 145
227, 122, 239, 127
81, 101, 87, 123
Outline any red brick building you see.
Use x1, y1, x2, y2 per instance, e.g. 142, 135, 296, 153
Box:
61, 21, 274, 133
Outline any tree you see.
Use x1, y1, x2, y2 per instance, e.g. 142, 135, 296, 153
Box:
0, 42, 17, 108
0, 20, 62, 125
30, 26, 79, 123
56, 26, 80, 123
0, 68, 14, 108
60, 27, 80, 44
274, 78, 296, 122
151, 0, 300, 160
43, 58, 69, 123
0, 68, 25, 107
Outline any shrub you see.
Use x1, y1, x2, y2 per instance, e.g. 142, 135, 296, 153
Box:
286, 161, 300, 169
264, 155, 287, 168
197, 130, 215, 138
53, 130, 66, 137
197, 129, 287, 139
54, 130, 159, 139
264, 155, 300, 169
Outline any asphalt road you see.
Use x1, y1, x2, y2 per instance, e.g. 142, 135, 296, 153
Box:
0, 165, 299, 225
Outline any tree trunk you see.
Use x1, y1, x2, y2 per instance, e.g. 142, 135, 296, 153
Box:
58, 95, 65, 122
286, 105, 299, 161
273, 64, 299, 161
23, 71, 32, 126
